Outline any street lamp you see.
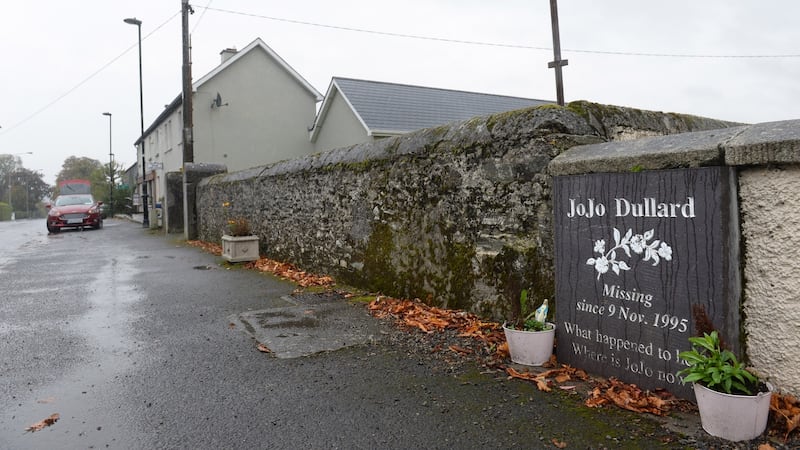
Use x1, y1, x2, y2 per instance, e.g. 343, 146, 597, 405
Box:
102, 112, 113, 216
124, 16, 149, 227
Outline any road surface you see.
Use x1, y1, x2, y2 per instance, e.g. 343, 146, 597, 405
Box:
1, 218, 711, 449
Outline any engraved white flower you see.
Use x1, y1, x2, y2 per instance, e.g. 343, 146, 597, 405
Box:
587, 227, 672, 279
588, 254, 610, 276
593, 239, 606, 254
629, 234, 646, 254
658, 242, 672, 261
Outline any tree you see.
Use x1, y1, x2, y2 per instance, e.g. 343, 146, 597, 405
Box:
1, 154, 22, 206
8, 168, 50, 219
56, 156, 104, 184
55, 156, 106, 200
1, 154, 50, 220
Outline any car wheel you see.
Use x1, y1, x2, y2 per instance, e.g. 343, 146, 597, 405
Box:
47, 224, 58, 233
94, 220, 103, 230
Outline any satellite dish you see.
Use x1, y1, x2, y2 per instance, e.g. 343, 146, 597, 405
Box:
211, 92, 228, 109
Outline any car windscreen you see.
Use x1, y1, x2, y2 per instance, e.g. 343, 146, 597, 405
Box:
55, 195, 94, 206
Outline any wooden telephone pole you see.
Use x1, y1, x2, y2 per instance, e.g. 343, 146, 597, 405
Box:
181, 0, 195, 239
182, 0, 194, 164
548, 0, 568, 106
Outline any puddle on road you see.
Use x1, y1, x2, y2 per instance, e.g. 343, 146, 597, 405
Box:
0, 254, 145, 447
75, 255, 143, 356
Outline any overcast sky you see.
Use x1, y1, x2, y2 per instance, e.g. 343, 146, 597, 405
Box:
2, 1, 798, 184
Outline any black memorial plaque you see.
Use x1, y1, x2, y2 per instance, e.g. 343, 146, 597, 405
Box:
554, 167, 740, 399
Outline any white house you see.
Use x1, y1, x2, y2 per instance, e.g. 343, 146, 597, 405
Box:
134, 38, 322, 225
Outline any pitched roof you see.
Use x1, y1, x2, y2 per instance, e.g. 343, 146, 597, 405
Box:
310, 77, 552, 141
193, 38, 322, 102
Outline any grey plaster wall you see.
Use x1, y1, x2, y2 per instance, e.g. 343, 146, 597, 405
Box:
196, 102, 735, 320
739, 166, 800, 395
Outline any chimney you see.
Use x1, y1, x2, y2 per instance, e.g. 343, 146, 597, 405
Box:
220, 47, 238, 63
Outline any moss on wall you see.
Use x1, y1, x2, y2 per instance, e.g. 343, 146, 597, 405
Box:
359, 221, 398, 295
480, 244, 554, 322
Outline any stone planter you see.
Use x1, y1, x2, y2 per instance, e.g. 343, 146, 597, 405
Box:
502, 323, 556, 366
221, 235, 259, 263
693, 382, 773, 441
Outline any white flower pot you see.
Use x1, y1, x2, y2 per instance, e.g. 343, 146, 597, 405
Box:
693, 382, 773, 442
221, 235, 259, 263
502, 323, 556, 366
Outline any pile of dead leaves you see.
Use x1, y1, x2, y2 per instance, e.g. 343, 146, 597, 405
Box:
246, 258, 334, 287
770, 392, 800, 442
585, 377, 679, 416
368, 296, 686, 418
508, 366, 685, 417
187, 240, 222, 255
506, 364, 589, 393
367, 296, 507, 358
186, 240, 334, 287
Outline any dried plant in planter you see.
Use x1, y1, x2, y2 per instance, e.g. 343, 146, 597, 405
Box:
222, 201, 252, 236
226, 217, 251, 236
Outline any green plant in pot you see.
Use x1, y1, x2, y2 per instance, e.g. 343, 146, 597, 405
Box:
503, 289, 555, 366
678, 331, 759, 395
677, 330, 772, 442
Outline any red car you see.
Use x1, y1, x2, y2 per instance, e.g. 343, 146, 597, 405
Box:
46, 194, 104, 232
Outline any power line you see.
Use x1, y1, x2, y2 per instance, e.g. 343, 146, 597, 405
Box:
2, 5, 797, 139
191, 0, 214, 33
0, 11, 180, 136
203, 5, 800, 59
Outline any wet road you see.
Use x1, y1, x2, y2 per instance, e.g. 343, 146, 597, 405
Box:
0, 218, 695, 449
1, 218, 295, 448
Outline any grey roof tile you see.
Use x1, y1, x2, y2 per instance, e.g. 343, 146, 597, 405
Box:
333, 77, 552, 134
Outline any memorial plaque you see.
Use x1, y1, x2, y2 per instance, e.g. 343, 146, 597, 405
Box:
554, 167, 740, 399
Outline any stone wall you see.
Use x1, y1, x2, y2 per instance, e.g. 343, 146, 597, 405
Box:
196, 101, 735, 321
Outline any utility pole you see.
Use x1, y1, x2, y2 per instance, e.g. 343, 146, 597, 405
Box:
181, 0, 195, 239
182, 0, 194, 165
548, 0, 568, 106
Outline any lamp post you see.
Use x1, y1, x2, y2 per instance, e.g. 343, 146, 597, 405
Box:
102, 112, 113, 215
124, 16, 149, 227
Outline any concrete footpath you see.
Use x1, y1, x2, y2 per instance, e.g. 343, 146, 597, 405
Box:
92, 217, 790, 449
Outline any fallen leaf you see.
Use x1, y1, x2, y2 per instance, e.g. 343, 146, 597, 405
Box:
554, 373, 571, 383
36, 397, 56, 404
770, 392, 800, 441
584, 378, 671, 416
186, 240, 222, 256
248, 258, 335, 287
558, 385, 577, 391
256, 343, 272, 353
506, 367, 551, 392
187, 240, 336, 287
534, 377, 551, 392
758, 444, 776, 450
25, 413, 59, 432
448, 345, 472, 355
228, 322, 236, 329
551, 438, 567, 448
